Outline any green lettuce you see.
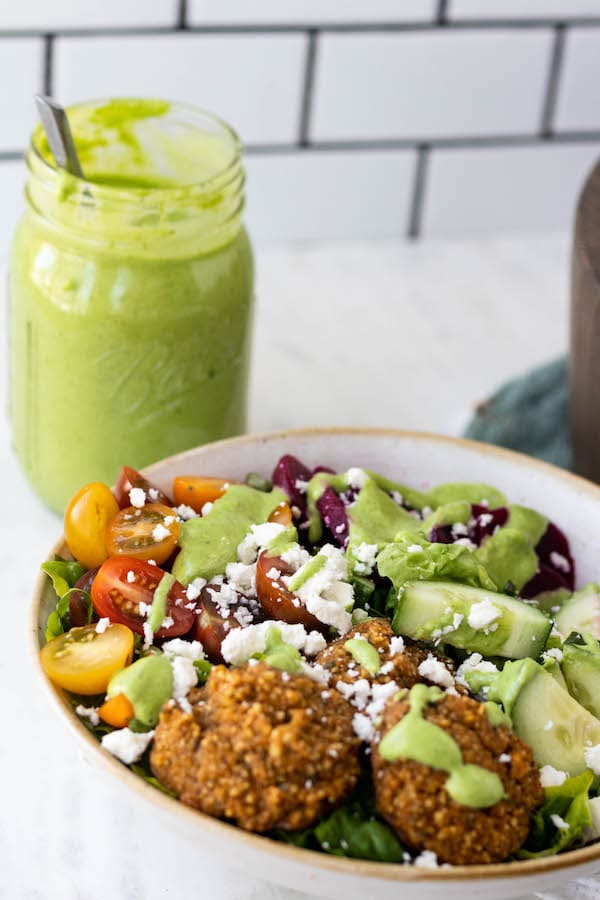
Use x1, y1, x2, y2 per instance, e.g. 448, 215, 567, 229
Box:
42, 556, 89, 641
518, 771, 593, 858
274, 771, 407, 862
378, 533, 497, 612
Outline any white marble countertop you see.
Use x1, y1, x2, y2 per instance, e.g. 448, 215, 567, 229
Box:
3, 231, 597, 900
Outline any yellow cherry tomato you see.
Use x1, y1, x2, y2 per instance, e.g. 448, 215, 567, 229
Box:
40, 623, 134, 695
268, 501, 293, 526
64, 482, 119, 568
172, 476, 231, 513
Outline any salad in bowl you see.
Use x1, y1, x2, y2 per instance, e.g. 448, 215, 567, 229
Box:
37, 445, 600, 873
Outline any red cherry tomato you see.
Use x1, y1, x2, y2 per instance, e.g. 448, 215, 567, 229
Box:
91, 557, 195, 638
68, 567, 99, 627
105, 503, 180, 565
192, 583, 261, 663
255, 551, 325, 632
114, 466, 173, 509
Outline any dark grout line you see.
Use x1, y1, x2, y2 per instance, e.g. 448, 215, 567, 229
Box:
298, 30, 318, 147
176, 0, 188, 30
1, 17, 600, 38
436, 0, 449, 26
540, 24, 566, 136
42, 33, 54, 96
407, 145, 430, 239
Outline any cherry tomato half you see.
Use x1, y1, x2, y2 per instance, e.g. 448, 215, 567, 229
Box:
173, 476, 233, 514
40, 623, 134, 695
114, 466, 173, 509
192, 582, 254, 663
91, 557, 195, 638
255, 551, 325, 632
268, 501, 293, 526
105, 503, 180, 565
64, 482, 119, 569
98, 692, 134, 728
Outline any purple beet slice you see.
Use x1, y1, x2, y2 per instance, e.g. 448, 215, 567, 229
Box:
469, 504, 509, 546
534, 521, 575, 591
271, 454, 312, 512
521, 563, 570, 599
428, 524, 454, 544
317, 485, 349, 547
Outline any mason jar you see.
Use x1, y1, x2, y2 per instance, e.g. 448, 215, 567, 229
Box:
10, 99, 254, 513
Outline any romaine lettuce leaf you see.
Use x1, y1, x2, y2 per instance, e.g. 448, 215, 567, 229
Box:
518, 771, 593, 858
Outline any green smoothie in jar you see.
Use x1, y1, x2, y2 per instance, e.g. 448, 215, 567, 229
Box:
10, 99, 254, 512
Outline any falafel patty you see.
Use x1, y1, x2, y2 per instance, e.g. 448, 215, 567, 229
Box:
371, 690, 543, 865
316, 617, 459, 691
150, 661, 361, 832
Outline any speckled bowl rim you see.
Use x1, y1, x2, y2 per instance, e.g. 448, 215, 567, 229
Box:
29, 427, 600, 884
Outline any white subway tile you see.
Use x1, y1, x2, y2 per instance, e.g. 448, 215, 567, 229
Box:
311, 30, 552, 141
422, 142, 600, 235
55, 33, 305, 144
555, 29, 600, 132
450, 0, 600, 17
0, 161, 26, 257
0, 39, 41, 151
189, 0, 435, 24
244, 149, 415, 243
0, 0, 177, 29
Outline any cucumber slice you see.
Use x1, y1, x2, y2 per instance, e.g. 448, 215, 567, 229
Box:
555, 584, 600, 640
509, 663, 600, 775
561, 634, 600, 718
393, 581, 551, 659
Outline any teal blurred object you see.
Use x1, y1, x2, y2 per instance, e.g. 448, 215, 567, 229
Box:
463, 358, 570, 470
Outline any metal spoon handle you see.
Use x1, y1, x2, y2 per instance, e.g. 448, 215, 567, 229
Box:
34, 94, 84, 179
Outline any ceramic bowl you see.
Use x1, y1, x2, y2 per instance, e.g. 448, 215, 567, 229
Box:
31, 428, 600, 900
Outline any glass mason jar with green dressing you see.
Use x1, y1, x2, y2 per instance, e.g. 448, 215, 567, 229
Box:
10, 99, 254, 513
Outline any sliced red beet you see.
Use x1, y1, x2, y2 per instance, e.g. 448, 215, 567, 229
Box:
521, 563, 570, 599
317, 485, 349, 547
469, 504, 509, 546
534, 522, 575, 591
271, 454, 312, 512
428, 524, 455, 544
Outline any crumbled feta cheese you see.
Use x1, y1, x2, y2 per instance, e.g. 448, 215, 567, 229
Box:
174, 503, 198, 520
186, 577, 207, 601
451, 522, 469, 537
550, 814, 570, 831
585, 743, 600, 775
152, 523, 171, 542
161, 638, 205, 660
454, 537, 477, 551
542, 647, 563, 663
380, 660, 394, 675
352, 712, 375, 742
147, 559, 157, 567
288, 544, 354, 634
352, 541, 378, 575
233, 606, 254, 627
391, 491, 403, 505
389, 635, 405, 655
163, 515, 176, 526
143, 621, 154, 647
95, 617, 110, 634
280, 543, 311, 570
301, 661, 330, 685
76, 704, 100, 727
365, 681, 399, 720
498, 753, 511, 764
336, 678, 371, 710
295, 478, 309, 494
237, 522, 286, 564
126, 570, 136, 584
418, 653, 455, 688
550, 551, 571, 573
540, 765, 568, 788
201, 501, 213, 516
346, 467, 368, 489
407, 544, 422, 554
160, 616, 174, 630
225, 561, 257, 595
456, 653, 498, 686
129, 487, 146, 508
477, 513, 493, 527
544, 720, 554, 731
101, 727, 154, 764
220, 620, 326, 666
171, 656, 198, 709
266, 567, 280, 580
413, 850, 440, 869
147, 488, 159, 501
467, 599, 501, 630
